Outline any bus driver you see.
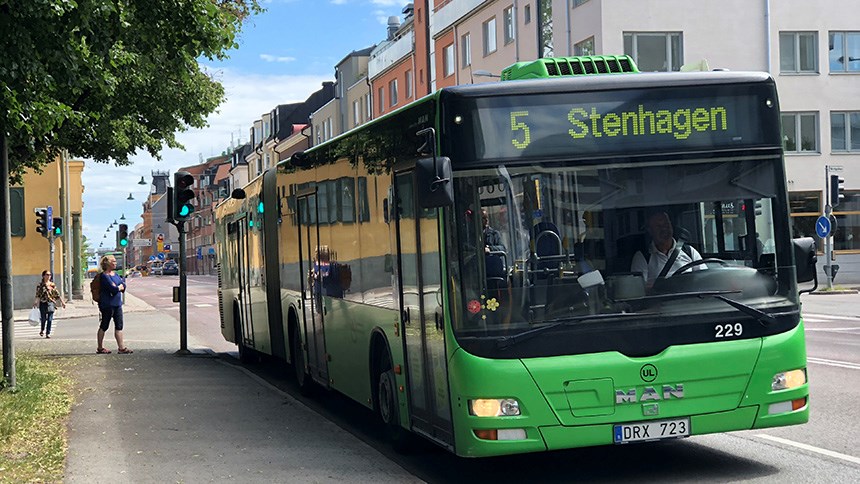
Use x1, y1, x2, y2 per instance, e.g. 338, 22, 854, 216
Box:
630, 211, 704, 288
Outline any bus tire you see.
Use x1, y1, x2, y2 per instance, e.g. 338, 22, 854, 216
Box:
291, 325, 312, 396
376, 357, 411, 451
234, 305, 255, 364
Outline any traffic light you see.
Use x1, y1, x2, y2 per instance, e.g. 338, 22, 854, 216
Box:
173, 171, 195, 222
34, 207, 52, 237
52, 217, 63, 237
830, 174, 845, 207
754, 201, 763, 216
118, 224, 129, 247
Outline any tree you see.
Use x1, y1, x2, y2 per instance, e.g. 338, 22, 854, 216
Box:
0, 0, 263, 181
1, 0, 262, 389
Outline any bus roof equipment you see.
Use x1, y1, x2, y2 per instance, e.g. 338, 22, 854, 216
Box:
501, 55, 639, 81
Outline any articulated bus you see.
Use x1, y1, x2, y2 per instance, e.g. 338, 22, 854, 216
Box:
214, 56, 818, 457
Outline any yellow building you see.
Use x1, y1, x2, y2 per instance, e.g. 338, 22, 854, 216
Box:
8, 155, 84, 309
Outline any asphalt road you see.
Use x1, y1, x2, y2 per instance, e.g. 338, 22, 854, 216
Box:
114, 276, 860, 482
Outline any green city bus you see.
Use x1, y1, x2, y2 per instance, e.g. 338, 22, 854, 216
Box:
214, 56, 818, 457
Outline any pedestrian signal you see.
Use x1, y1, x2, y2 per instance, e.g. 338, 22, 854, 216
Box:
53, 217, 63, 237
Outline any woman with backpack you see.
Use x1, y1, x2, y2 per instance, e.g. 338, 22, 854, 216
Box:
33, 269, 66, 338
94, 254, 133, 354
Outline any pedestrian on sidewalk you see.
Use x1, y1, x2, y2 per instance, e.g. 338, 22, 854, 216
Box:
96, 255, 133, 354
33, 269, 66, 338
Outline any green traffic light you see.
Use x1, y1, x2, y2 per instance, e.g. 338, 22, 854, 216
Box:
179, 205, 191, 217
54, 227, 62, 236
258, 201, 264, 213
120, 239, 128, 247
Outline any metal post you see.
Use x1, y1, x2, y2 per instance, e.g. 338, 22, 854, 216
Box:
824, 165, 833, 289
1, 129, 16, 390
49, 233, 55, 283
178, 221, 189, 354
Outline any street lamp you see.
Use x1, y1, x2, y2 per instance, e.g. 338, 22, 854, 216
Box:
138, 176, 147, 185
473, 69, 501, 79
127, 193, 134, 200
120, 213, 126, 220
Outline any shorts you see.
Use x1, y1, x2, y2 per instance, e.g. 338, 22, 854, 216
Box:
99, 306, 124, 332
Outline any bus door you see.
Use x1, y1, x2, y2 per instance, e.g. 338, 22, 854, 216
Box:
230, 217, 253, 348
296, 188, 329, 386
394, 170, 454, 447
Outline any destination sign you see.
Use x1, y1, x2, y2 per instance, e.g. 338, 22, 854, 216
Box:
445, 83, 781, 163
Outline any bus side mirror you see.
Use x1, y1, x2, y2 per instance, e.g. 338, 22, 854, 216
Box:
793, 237, 817, 283
416, 157, 454, 209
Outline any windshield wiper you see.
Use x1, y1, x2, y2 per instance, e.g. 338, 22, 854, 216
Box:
622, 290, 780, 326
496, 312, 656, 350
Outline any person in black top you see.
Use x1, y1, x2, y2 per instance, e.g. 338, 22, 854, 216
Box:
481, 209, 505, 253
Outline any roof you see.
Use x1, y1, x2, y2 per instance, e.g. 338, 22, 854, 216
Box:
214, 162, 231, 182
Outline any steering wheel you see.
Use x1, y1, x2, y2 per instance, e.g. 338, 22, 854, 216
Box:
670, 258, 728, 277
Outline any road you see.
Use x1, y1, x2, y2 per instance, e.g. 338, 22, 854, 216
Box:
31, 277, 858, 482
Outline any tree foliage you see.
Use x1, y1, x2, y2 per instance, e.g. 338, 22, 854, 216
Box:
0, 0, 262, 182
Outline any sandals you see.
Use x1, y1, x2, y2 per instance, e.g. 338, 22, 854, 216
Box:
96, 348, 111, 354
118, 347, 133, 354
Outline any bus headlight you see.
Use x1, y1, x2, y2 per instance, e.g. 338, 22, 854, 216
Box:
470, 398, 521, 417
772, 369, 806, 391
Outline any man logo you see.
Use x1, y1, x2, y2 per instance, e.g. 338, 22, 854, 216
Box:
640, 364, 658, 382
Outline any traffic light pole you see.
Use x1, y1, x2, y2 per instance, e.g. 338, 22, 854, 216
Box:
1, 128, 16, 390
49, 233, 55, 282
177, 221, 189, 354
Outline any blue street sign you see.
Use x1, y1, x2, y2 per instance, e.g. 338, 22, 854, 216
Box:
815, 216, 831, 238
149, 256, 156, 261
157, 253, 165, 261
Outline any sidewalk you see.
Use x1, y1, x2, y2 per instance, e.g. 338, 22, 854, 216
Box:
10, 294, 420, 482
12, 281, 153, 323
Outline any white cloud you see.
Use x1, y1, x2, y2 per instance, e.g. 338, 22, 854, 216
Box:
81, 67, 332, 243
259, 54, 296, 63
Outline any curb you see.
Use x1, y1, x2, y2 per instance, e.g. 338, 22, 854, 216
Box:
808, 289, 859, 295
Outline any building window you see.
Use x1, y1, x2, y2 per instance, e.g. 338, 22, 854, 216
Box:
524, 4, 531, 24
780, 32, 818, 73
831, 112, 860, 152
389, 79, 398, 107
829, 32, 860, 73
461, 32, 472, 68
10, 187, 24, 237
366, 94, 372, 120
405, 70, 413, 99
781, 112, 819, 153
443, 43, 455, 77
339, 177, 356, 223
483, 17, 497, 56
574, 0, 590, 6
789, 191, 820, 248
574, 36, 595, 56
832, 191, 860, 251
263, 120, 270, 138
623, 32, 682, 72
504, 6, 515, 44
378, 87, 384, 114
624, 32, 684, 72
353, 100, 360, 126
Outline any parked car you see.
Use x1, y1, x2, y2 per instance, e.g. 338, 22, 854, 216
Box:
162, 261, 179, 275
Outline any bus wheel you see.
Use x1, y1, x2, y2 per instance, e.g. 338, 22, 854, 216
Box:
234, 306, 254, 363
291, 326, 312, 395
377, 367, 410, 450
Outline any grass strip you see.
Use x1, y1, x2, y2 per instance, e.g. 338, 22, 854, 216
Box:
0, 353, 77, 483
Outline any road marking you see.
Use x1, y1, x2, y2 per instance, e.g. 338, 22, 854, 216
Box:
804, 313, 860, 321
194, 304, 213, 308
807, 357, 860, 370
754, 434, 860, 465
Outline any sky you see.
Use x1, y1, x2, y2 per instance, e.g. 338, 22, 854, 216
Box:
82, 0, 412, 250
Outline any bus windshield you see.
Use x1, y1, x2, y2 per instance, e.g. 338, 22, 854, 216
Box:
449, 154, 798, 358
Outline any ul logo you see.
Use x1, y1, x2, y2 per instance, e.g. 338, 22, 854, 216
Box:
640, 364, 658, 382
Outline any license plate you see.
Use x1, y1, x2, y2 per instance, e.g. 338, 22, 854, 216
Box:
613, 418, 690, 444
